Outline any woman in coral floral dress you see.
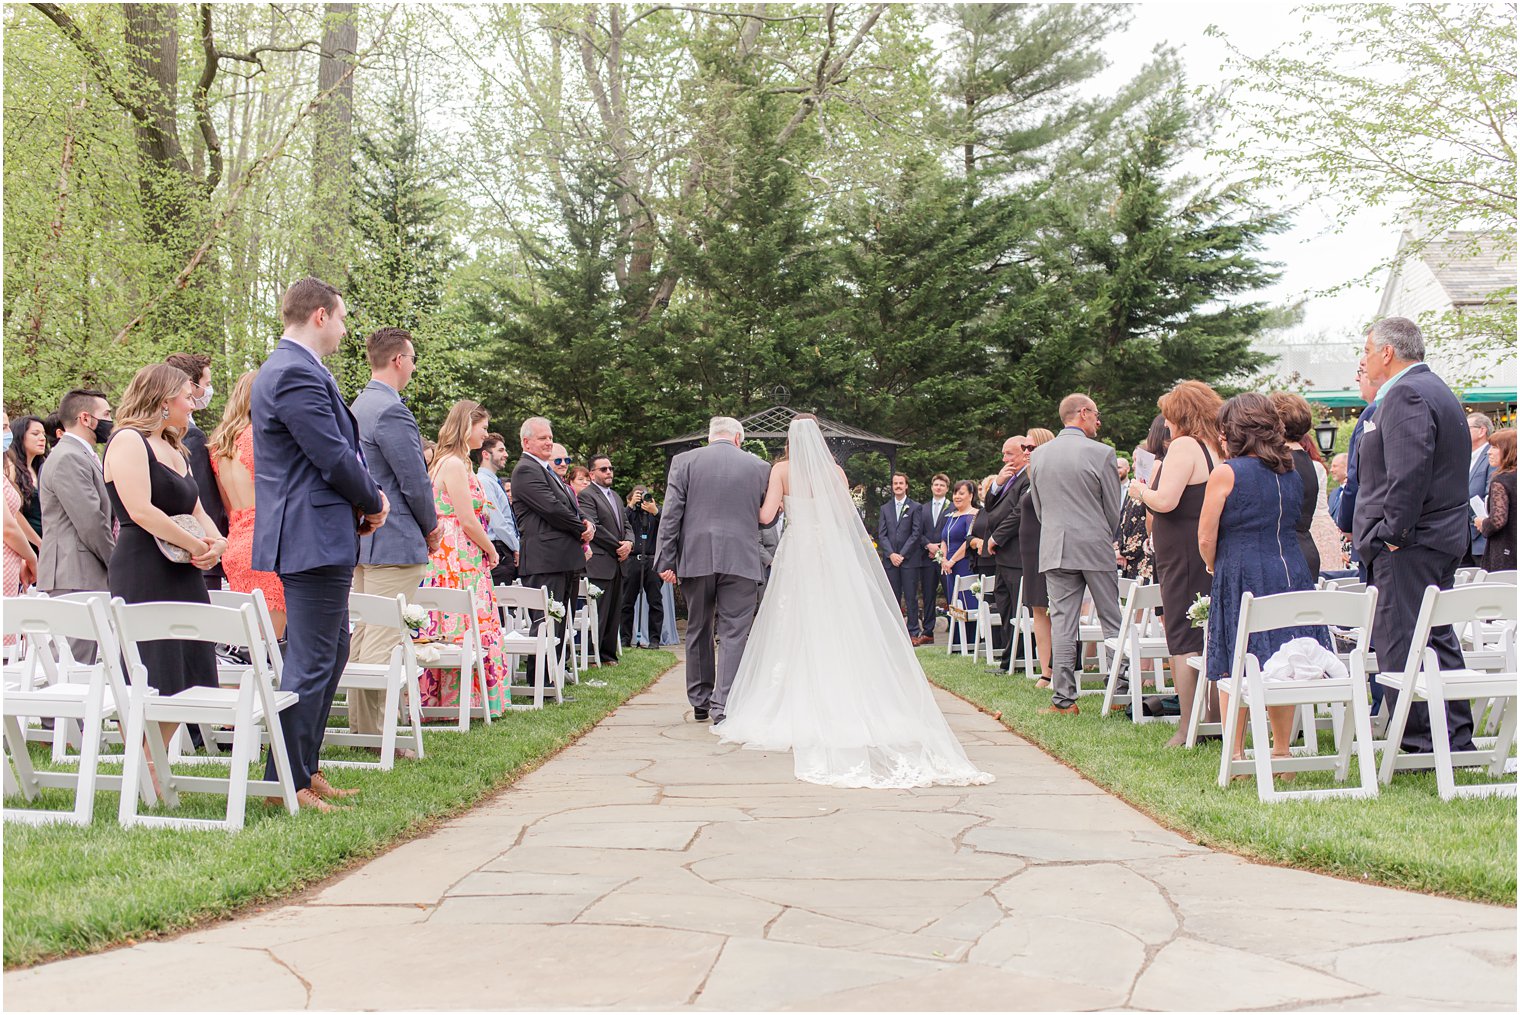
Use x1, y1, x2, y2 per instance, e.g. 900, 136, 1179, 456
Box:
209, 370, 286, 636
419, 400, 509, 716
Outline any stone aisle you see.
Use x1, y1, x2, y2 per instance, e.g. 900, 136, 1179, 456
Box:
6, 656, 1515, 1011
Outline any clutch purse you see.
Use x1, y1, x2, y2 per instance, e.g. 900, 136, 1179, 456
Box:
155, 513, 205, 563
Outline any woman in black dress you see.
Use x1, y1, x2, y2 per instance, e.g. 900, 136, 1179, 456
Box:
1269, 391, 1322, 577
1018, 428, 1056, 685
102, 363, 228, 767
1478, 428, 1516, 573
4, 414, 46, 550
1128, 382, 1223, 746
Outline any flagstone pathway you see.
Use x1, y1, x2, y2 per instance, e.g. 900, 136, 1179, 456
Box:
6, 653, 1515, 1011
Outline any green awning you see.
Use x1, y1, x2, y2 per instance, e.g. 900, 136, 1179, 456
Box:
1303, 390, 1368, 409
1454, 386, 1517, 405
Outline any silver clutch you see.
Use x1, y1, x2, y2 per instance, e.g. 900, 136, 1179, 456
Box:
155, 513, 205, 563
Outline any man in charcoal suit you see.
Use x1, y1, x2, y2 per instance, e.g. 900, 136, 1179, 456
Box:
1466, 412, 1495, 567
512, 416, 594, 688
579, 453, 632, 664
913, 474, 953, 645
985, 435, 1031, 670
1028, 394, 1123, 716
1353, 316, 1474, 754
655, 416, 771, 723
877, 472, 924, 641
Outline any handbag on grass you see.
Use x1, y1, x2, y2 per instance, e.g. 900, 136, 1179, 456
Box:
155, 514, 205, 564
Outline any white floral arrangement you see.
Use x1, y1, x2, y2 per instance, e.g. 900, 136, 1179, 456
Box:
1187, 594, 1210, 628
586, 583, 604, 600
850, 487, 866, 511
546, 597, 566, 621
402, 603, 428, 636
969, 579, 983, 597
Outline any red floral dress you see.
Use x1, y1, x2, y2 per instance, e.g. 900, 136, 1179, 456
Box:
418, 470, 508, 715
210, 428, 286, 612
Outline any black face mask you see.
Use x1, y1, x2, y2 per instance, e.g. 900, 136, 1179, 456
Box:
92, 418, 114, 444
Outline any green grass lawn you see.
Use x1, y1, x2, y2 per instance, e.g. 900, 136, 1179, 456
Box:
3, 648, 675, 968
920, 648, 1517, 907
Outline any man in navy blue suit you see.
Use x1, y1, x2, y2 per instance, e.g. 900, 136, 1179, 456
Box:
1465, 412, 1495, 567
1353, 316, 1474, 755
877, 472, 924, 641
912, 474, 953, 645
252, 277, 388, 812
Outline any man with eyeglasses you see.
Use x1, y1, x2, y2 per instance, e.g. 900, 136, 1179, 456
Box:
984, 435, 1032, 671
579, 454, 633, 664
1466, 413, 1495, 567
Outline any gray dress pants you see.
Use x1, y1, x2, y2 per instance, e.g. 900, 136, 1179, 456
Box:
1045, 568, 1123, 708
681, 572, 758, 714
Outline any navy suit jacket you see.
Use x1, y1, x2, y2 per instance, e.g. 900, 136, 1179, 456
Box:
1352, 364, 1470, 565
877, 498, 925, 569
1336, 402, 1375, 538
251, 339, 383, 574
352, 380, 437, 567
1469, 445, 1494, 558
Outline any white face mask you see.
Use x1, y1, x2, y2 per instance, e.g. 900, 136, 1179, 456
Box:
193, 384, 214, 411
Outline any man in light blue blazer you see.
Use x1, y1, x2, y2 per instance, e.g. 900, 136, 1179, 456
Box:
252, 278, 387, 811
1466, 412, 1494, 567
349, 327, 439, 748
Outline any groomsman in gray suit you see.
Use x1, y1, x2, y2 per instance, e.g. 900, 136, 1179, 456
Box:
350, 327, 440, 747
38, 389, 116, 661
1028, 394, 1124, 715
656, 416, 771, 723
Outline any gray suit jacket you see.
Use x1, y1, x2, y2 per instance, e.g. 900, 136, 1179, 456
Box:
654, 441, 771, 581
37, 436, 114, 591
351, 380, 438, 566
1028, 428, 1122, 573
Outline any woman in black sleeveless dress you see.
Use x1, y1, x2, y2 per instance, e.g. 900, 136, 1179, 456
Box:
1128, 384, 1224, 746
103, 364, 228, 702
1269, 392, 1323, 577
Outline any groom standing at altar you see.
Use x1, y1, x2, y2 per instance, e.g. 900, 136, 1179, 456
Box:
656, 416, 771, 723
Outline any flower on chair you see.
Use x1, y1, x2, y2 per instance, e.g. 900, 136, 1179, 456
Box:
402, 603, 428, 635
1187, 594, 1210, 628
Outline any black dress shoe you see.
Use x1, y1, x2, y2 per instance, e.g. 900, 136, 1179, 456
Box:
693, 707, 709, 721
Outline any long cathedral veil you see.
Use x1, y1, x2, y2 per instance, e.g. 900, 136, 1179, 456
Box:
717, 418, 993, 788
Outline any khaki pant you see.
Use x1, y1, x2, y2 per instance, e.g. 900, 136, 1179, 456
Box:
349, 563, 427, 735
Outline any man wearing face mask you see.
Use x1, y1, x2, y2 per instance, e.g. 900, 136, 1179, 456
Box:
166, 352, 229, 592
37, 389, 117, 660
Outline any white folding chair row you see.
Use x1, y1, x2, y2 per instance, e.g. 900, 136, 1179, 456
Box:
494, 584, 566, 709
1004, 577, 1036, 678
323, 592, 426, 769
1215, 589, 1381, 802
945, 574, 977, 657
1102, 581, 1174, 724
1377, 583, 1517, 799
1320, 575, 1366, 591
407, 585, 491, 731
1074, 576, 1124, 697
188, 587, 287, 760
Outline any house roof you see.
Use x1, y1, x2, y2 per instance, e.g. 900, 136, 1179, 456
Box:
1418, 232, 1516, 307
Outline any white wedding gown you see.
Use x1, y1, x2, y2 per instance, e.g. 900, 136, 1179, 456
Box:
715, 419, 994, 789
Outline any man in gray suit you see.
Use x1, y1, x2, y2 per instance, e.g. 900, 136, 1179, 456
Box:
656, 416, 771, 723
1028, 393, 1124, 715
38, 389, 117, 661
350, 328, 440, 746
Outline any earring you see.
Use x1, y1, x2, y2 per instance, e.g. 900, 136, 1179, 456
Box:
161, 407, 170, 419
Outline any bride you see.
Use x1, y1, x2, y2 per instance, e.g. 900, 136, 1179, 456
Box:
715, 416, 993, 789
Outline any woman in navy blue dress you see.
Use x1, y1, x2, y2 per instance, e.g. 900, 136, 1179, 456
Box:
1199, 393, 1331, 767
940, 480, 980, 651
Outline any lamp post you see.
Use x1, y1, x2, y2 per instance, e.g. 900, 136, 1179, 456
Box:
1314, 417, 1338, 457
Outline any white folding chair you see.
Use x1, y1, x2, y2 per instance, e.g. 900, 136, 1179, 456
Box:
575, 576, 602, 670
1073, 575, 1125, 697
494, 584, 563, 709
946, 574, 977, 656
406, 586, 491, 731
1481, 569, 1517, 585
1215, 589, 1381, 803
1102, 581, 1174, 724
1376, 584, 1517, 799
1454, 567, 1485, 587
970, 574, 1002, 665
1004, 576, 1036, 679
319, 592, 426, 769
3, 596, 154, 825
198, 588, 285, 757
113, 599, 300, 830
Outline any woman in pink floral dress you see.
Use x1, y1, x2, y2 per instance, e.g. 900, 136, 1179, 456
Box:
419, 400, 509, 716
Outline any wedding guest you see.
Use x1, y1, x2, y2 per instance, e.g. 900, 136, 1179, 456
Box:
1116, 457, 1131, 482
1477, 428, 1515, 572
103, 363, 227, 782
1018, 428, 1055, 684
985, 437, 1031, 669
1269, 391, 1324, 576
622, 485, 664, 649
1467, 413, 1495, 567
41, 412, 64, 452
6, 414, 46, 547
1326, 453, 1349, 521
551, 443, 572, 480
567, 464, 591, 496
477, 432, 519, 586
38, 390, 116, 633
420, 400, 507, 717
166, 352, 228, 592
941, 479, 981, 651
350, 327, 440, 747
1336, 364, 1379, 580
252, 277, 387, 812
1199, 392, 1329, 767
969, 474, 999, 577
2, 410, 38, 597
209, 370, 287, 637
1129, 385, 1223, 746
914, 473, 953, 644
580, 454, 632, 665
421, 438, 437, 468
877, 472, 925, 640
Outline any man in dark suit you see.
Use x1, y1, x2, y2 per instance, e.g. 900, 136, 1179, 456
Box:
1336, 364, 1378, 582
252, 278, 388, 812
167, 353, 228, 593
985, 435, 1031, 670
877, 472, 924, 641
913, 473, 953, 645
1466, 412, 1495, 567
1353, 316, 1474, 755
512, 416, 595, 686
580, 453, 632, 664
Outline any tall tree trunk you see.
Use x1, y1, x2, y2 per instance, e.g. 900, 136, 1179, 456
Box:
309, 2, 357, 285
122, 2, 193, 239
